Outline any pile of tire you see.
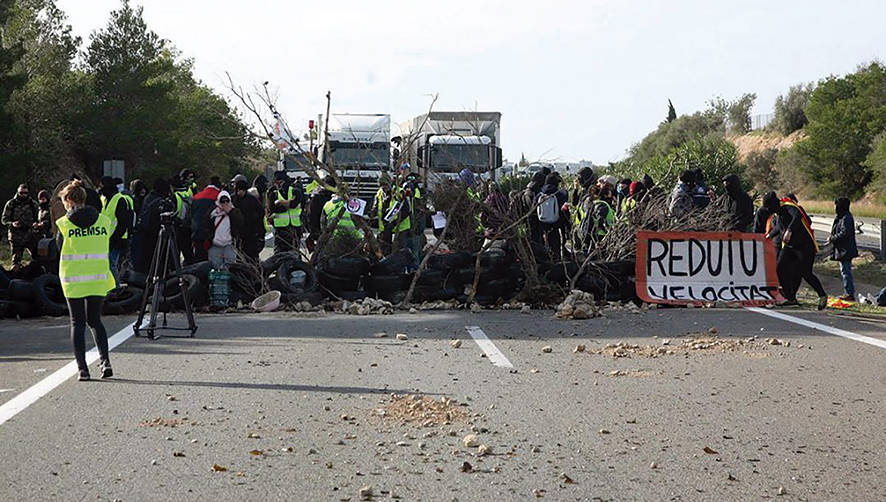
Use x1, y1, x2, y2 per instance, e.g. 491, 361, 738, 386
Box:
540, 259, 637, 303
120, 266, 203, 313
316, 255, 371, 302
0, 272, 145, 318
263, 253, 321, 306
458, 246, 525, 306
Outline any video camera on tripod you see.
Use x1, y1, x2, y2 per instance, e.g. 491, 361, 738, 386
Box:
133, 206, 198, 340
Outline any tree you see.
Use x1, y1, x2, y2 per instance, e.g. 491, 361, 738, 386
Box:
863, 131, 886, 203
666, 99, 676, 123
0, 0, 29, 198
771, 82, 813, 135
796, 61, 886, 198
80, 0, 256, 180
4, 0, 85, 187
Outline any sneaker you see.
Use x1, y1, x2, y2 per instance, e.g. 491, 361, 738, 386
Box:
838, 294, 855, 302
100, 362, 113, 379
780, 299, 799, 307
78, 370, 90, 381
817, 296, 828, 310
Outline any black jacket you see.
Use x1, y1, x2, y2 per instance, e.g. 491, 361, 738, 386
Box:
100, 188, 133, 245
830, 199, 858, 261
722, 175, 753, 231
232, 192, 265, 239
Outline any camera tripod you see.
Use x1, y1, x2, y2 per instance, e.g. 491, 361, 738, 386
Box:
133, 218, 198, 340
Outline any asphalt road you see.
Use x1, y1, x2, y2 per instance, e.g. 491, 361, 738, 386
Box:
1, 306, 885, 501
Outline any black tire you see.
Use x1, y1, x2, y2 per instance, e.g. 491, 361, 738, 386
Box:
326, 256, 370, 278
478, 249, 511, 268
371, 249, 414, 275
276, 260, 318, 295
416, 268, 445, 287
318, 270, 360, 296
9, 279, 35, 301
427, 252, 472, 271
2, 299, 39, 318
156, 274, 201, 310
413, 285, 460, 302
179, 261, 212, 282
367, 274, 408, 294
544, 261, 580, 286
104, 285, 145, 315
261, 252, 301, 276
120, 269, 147, 289
32, 274, 68, 317
478, 278, 518, 299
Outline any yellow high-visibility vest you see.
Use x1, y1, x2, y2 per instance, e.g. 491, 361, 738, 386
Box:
273, 186, 302, 228
100, 192, 131, 239
323, 199, 362, 238
56, 214, 115, 299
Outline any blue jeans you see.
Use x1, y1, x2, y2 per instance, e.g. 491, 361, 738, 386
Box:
109, 246, 122, 286
839, 259, 855, 297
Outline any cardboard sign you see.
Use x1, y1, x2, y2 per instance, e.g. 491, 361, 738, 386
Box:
346, 198, 367, 217
635, 231, 781, 306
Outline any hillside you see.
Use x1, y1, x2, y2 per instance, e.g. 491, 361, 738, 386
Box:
726, 129, 805, 162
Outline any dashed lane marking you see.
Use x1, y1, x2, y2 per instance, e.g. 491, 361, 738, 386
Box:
746, 307, 886, 350
0, 324, 136, 427
465, 326, 514, 368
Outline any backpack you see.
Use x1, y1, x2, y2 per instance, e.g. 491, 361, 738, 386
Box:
536, 193, 559, 224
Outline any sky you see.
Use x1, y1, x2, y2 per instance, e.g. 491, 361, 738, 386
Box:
57, 0, 886, 164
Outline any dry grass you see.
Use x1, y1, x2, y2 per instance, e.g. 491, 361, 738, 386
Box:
802, 199, 886, 219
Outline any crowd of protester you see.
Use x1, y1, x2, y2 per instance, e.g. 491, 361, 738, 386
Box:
3, 163, 882, 307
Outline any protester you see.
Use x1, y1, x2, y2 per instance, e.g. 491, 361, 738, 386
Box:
615, 178, 631, 214
134, 178, 172, 273
321, 177, 362, 240
56, 180, 115, 381
98, 176, 133, 284
172, 171, 196, 265
190, 177, 222, 262
34, 189, 53, 240
621, 181, 646, 215
306, 173, 332, 252
522, 172, 546, 244
2, 184, 38, 270
591, 185, 616, 243
372, 173, 393, 255
690, 168, 712, 209
207, 190, 243, 270
482, 182, 509, 238
720, 174, 753, 231
756, 191, 784, 257
232, 179, 264, 262
668, 170, 695, 219
536, 174, 568, 259
775, 197, 827, 309
267, 171, 303, 254
828, 197, 859, 301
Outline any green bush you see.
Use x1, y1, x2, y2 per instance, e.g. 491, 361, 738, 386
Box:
773, 146, 814, 196
743, 148, 780, 192
863, 131, 886, 203
772, 83, 814, 135
796, 61, 886, 199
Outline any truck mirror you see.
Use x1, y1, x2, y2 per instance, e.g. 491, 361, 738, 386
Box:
494, 146, 503, 168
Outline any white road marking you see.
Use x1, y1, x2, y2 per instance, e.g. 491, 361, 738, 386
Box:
0, 324, 136, 427
465, 326, 514, 368
746, 307, 886, 350
0, 389, 15, 394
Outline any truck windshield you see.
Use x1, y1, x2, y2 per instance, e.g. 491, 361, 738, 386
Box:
328, 141, 389, 169
430, 144, 489, 172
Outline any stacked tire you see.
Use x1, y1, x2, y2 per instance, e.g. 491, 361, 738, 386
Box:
318, 256, 369, 300
263, 253, 321, 306
365, 249, 415, 303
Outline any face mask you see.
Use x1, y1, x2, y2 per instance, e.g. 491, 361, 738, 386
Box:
117, 183, 125, 192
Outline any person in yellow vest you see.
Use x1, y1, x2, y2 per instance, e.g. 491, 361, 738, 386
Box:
268, 171, 303, 254
98, 176, 133, 286
57, 180, 116, 381
372, 173, 393, 255
322, 185, 364, 241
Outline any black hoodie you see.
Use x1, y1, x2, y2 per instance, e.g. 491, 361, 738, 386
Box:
721, 174, 753, 231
